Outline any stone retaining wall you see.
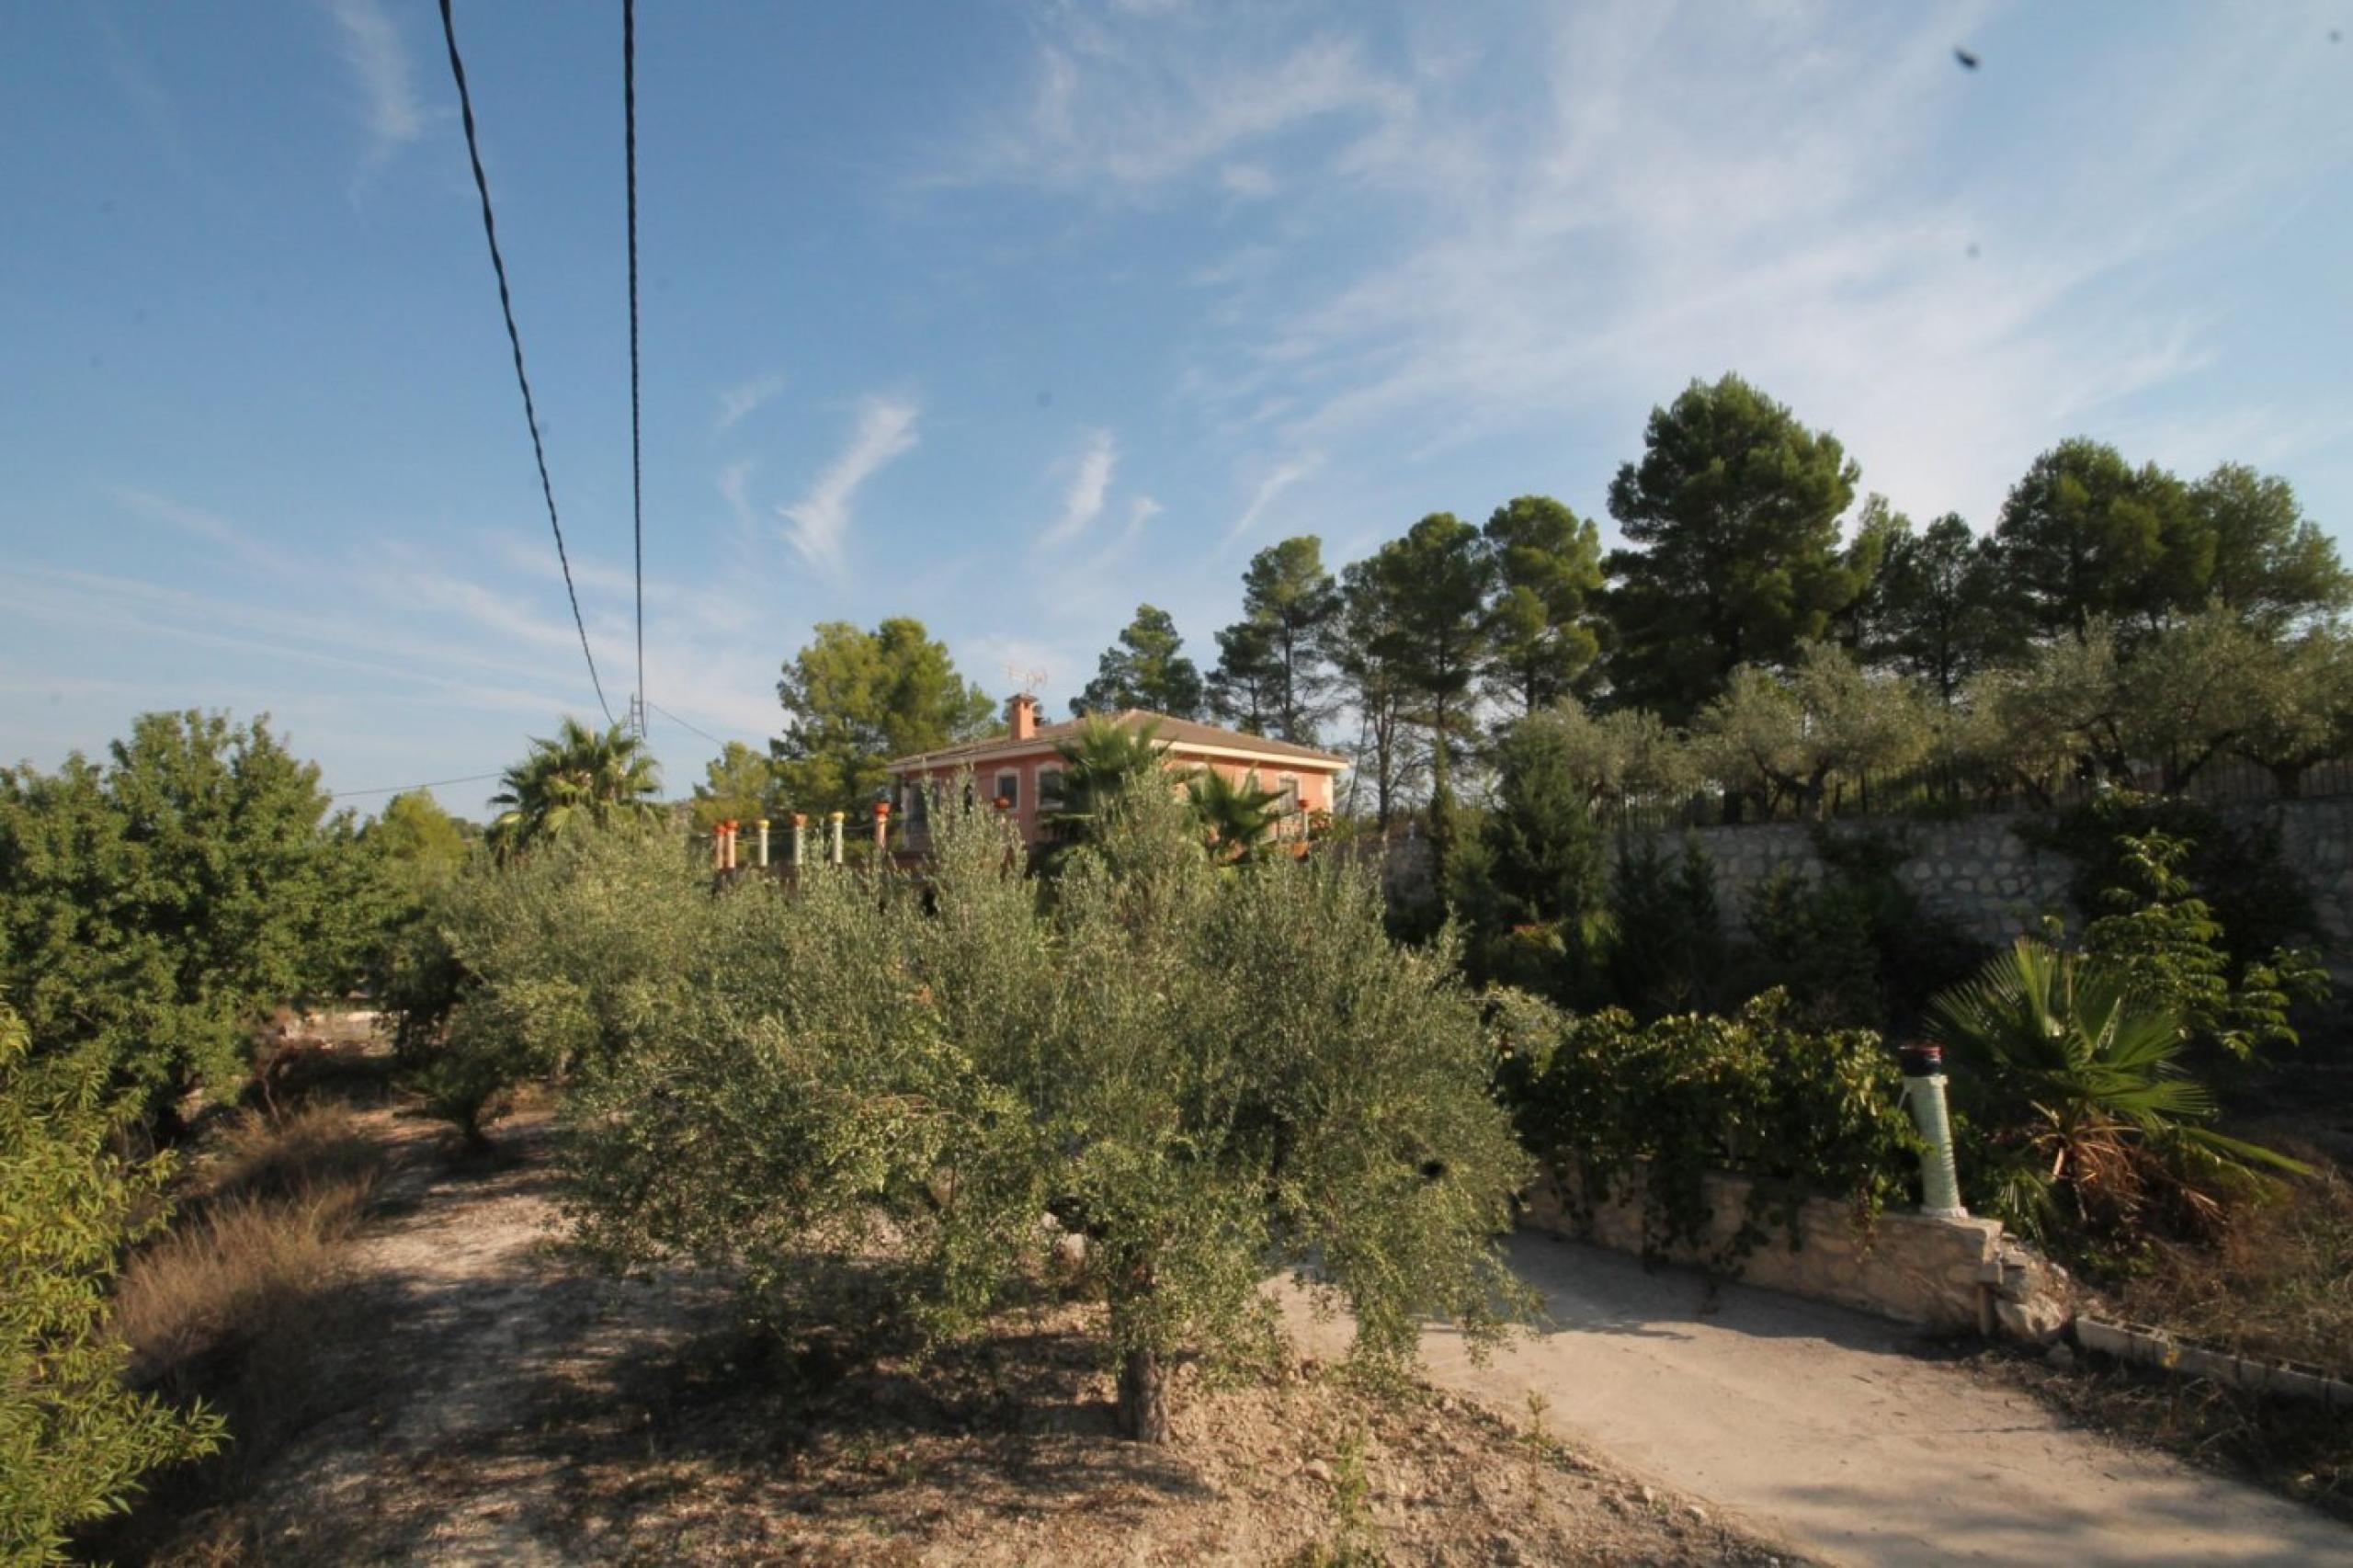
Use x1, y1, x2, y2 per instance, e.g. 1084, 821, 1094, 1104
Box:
1679, 815, 2072, 949
1521, 1163, 2068, 1339
1658, 796, 2353, 968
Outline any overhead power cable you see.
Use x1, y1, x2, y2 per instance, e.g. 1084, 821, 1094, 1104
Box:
331, 771, 505, 801
437, 0, 615, 726
624, 0, 646, 735
644, 699, 728, 750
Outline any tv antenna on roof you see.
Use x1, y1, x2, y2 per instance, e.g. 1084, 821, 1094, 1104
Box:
1002, 663, 1049, 695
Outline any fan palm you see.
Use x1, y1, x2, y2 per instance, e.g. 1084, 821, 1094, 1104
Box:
1186, 766, 1286, 864
488, 718, 664, 862
1927, 937, 2304, 1241
1047, 717, 1167, 846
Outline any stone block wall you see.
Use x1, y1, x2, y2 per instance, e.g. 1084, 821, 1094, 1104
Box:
1644, 796, 2353, 966
1521, 1164, 2065, 1336
1676, 815, 2074, 949
2233, 797, 2353, 961
1376, 794, 2353, 966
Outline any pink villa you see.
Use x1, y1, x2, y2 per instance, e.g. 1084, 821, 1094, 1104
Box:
884, 693, 1349, 850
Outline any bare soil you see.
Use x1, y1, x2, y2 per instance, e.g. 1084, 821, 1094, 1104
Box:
137, 1101, 1794, 1566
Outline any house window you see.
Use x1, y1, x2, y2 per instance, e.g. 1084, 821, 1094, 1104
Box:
904, 778, 929, 826
995, 770, 1020, 810
1039, 768, 1066, 811
1277, 773, 1302, 812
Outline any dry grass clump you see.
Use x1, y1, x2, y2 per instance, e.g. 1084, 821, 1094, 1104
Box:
115, 1102, 387, 1387
86, 1105, 395, 1560
2111, 1157, 2353, 1372
1984, 1152, 2353, 1524
200, 1102, 384, 1207
112, 1179, 371, 1380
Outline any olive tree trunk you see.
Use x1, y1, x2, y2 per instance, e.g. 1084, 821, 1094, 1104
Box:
1117, 1346, 1168, 1442
1109, 1268, 1170, 1443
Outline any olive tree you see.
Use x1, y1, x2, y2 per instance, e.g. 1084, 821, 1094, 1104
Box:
558, 781, 1531, 1441
2116, 610, 2276, 793
1692, 644, 1931, 818
399, 822, 712, 1142
1953, 624, 2128, 802
2230, 626, 2353, 797
1521, 701, 1695, 813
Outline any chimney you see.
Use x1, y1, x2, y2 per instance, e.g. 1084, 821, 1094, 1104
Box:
1008, 691, 1039, 741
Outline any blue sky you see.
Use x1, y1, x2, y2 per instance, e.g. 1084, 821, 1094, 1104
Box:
4, 1, 2348, 817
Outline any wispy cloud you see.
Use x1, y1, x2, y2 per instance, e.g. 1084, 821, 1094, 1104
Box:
778, 398, 921, 572
1079, 495, 1163, 576
715, 373, 787, 433
1118, 495, 1162, 549
111, 487, 294, 575
717, 460, 759, 532
965, 3, 2351, 534
1037, 430, 1119, 548
328, 0, 426, 165
1221, 453, 1322, 551
947, 24, 1412, 194
1219, 163, 1278, 199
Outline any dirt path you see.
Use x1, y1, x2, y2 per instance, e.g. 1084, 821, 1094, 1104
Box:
201, 1113, 1787, 1565
1288, 1233, 2353, 1567
231, 1117, 738, 1563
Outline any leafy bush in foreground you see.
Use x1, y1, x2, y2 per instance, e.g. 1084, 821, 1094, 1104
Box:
1, 1002, 222, 1562
525, 787, 1530, 1441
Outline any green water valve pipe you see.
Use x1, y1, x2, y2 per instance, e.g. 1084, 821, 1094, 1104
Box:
1899, 1042, 1968, 1220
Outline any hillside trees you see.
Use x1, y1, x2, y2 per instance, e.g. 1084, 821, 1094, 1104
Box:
1356, 515, 1494, 832
1333, 559, 1422, 826
1206, 537, 1343, 744
688, 742, 779, 831
2191, 462, 2350, 625
776, 619, 996, 817
1482, 495, 1605, 714
1868, 513, 2019, 702
1993, 439, 2192, 640
0, 712, 368, 1118
1074, 604, 1205, 720
1603, 374, 1869, 721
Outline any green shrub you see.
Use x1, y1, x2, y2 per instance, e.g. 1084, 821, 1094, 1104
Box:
0, 712, 379, 1125
2019, 790, 2320, 975
394, 824, 715, 1142
2076, 828, 2328, 1067
1738, 827, 1987, 1036
551, 785, 1532, 1441
1600, 833, 1726, 1017
1, 1003, 222, 1562
1499, 990, 1919, 1267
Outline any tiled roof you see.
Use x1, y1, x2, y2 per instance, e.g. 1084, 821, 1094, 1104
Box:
885, 709, 1348, 771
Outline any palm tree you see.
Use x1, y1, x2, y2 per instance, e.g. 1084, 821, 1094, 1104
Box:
488, 718, 664, 862
1048, 717, 1166, 842
1186, 766, 1286, 864
1927, 937, 2304, 1243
